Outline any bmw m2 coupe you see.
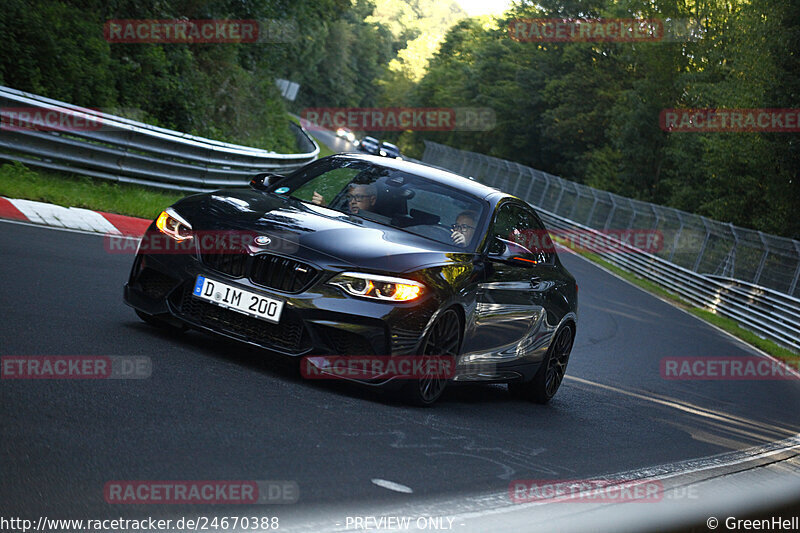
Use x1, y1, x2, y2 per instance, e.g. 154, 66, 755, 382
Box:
124, 154, 578, 405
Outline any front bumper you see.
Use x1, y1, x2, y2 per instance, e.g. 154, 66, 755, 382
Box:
124, 251, 436, 358
124, 245, 556, 386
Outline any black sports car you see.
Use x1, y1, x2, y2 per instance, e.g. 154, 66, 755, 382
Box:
124, 154, 578, 405
356, 136, 380, 155
379, 141, 402, 159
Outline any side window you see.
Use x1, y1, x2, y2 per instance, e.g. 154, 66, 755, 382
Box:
524, 209, 555, 263
490, 203, 554, 263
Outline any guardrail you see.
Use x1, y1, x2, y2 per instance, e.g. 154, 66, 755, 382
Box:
422, 141, 800, 299
422, 141, 800, 352
0, 86, 319, 192
540, 211, 800, 352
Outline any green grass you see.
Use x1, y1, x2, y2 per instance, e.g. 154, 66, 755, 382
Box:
688, 309, 799, 361
2, 159, 795, 363
554, 237, 799, 362
313, 138, 335, 158
287, 114, 335, 158
0, 162, 185, 220
0, 118, 324, 220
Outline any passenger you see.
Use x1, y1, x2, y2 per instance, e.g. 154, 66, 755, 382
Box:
451, 211, 477, 248
312, 183, 377, 215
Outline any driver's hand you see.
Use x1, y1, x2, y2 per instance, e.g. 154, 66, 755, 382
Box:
312, 191, 326, 206
451, 230, 466, 247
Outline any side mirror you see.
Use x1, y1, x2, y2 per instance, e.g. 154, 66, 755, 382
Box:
487, 237, 544, 267
250, 172, 286, 191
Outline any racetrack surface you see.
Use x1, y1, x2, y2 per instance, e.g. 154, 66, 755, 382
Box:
1, 221, 798, 521
309, 127, 357, 154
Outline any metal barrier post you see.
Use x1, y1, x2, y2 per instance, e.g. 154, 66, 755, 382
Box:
535, 171, 550, 207
753, 231, 770, 286
604, 196, 617, 230
790, 242, 800, 296
668, 214, 685, 262
586, 189, 599, 227
693, 218, 712, 273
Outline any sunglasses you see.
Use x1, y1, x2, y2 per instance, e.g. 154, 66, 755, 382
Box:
346, 194, 374, 202
451, 223, 475, 232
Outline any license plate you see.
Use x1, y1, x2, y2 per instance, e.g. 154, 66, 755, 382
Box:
192, 275, 284, 323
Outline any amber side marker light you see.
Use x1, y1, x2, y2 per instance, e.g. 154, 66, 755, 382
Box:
155, 208, 193, 242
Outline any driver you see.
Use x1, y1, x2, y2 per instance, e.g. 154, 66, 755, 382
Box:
451, 211, 477, 248
312, 183, 377, 215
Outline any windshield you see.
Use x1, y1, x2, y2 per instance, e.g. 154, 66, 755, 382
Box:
272, 159, 486, 250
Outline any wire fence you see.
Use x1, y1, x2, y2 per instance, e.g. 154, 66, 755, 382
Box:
422, 141, 800, 299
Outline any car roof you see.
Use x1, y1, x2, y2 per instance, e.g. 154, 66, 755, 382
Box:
380, 142, 398, 149
326, 153, 509, 202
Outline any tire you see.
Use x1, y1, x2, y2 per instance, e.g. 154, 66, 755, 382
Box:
135, 309, 188, 333
400, 308, 462, 407
509, 324, 574, 404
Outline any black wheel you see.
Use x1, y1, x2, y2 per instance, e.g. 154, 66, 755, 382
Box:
401, 308, 461, 406
135, 309, 188, 332
509, 324, 574, 404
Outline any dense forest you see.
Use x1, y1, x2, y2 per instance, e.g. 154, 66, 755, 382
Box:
0, 0, 461, 150
0, 0, 399, 150
399, 0, 800, 239
0, 0, 797, 238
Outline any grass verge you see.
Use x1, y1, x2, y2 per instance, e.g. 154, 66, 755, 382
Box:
0, 162, 185, 220
557, 240, 799, 363
1, 161, 795, 363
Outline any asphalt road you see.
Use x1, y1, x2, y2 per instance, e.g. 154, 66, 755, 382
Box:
1, 221, 798, 523
311, 127, 358, 154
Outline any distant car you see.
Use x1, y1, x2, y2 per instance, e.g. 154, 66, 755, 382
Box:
379, 141, 402, 159
357, 136, 380, 155
336, 127, 356, 143
124, 154, 578, 406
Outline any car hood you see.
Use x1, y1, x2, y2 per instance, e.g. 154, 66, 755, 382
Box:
173, 189, 469, 273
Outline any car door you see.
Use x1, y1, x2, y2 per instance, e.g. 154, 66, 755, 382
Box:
464, 201, 555, 358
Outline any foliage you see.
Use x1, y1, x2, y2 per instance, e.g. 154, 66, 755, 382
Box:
0, 162, 183, 219
1, 0, 797, 238
0, 0, 361, 152
408, 0, 800, 238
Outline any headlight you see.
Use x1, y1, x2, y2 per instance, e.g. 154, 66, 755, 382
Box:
328, 272, 423, 302
155, 207, 193, 242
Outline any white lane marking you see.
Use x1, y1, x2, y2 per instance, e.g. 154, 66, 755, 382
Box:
285, 435, 800, 533
425, 434, 800, 524
565, 250, 800, 377
371, 478, 413, 494
0, 217, 137, 239
6, 198, 121, 234
6, 198, 48, 225
75, 208, 122, 233
565, 376, 798, 437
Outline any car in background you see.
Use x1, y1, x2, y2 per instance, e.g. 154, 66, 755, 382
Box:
124, 154, 578, 406
336, 127, 356, 143
379, 141, 402, 159
356, 136, 380, 154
